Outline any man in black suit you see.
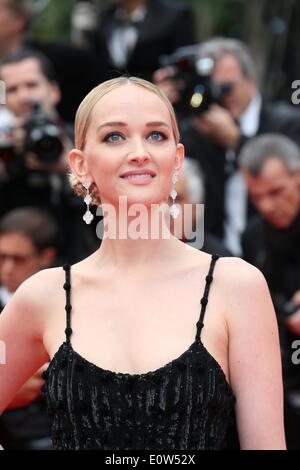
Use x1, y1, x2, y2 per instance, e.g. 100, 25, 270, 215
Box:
155, 37, 300, 255
89, 0, 196, 82
240, 133, 300, 334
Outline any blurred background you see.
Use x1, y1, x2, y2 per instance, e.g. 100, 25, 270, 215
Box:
29, 0, 300, 103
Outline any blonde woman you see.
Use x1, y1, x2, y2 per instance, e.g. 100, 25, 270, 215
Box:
0, 77, 285, 450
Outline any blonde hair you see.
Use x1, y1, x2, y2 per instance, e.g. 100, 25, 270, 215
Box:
69, 76, 180, 205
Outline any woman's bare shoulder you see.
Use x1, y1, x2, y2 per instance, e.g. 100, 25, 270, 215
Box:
214, 256, 274, 326
182, 246, 262, 285
0, 266, 67, 349
216, 256, 267, 287
14, 265, 66, 311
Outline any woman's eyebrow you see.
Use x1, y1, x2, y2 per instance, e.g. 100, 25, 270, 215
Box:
146, 121, 169, 128
97, 121, 170, 132
97, 121, 127, 132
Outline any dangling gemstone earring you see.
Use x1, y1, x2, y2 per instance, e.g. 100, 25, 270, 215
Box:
82, 177, 94, 224
169, 173, 179, 219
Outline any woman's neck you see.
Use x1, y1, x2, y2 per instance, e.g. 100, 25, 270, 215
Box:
96, 236, 184, 270
92, 204, 186, 269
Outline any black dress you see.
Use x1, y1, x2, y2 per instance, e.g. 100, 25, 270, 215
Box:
42, 254, 240, 450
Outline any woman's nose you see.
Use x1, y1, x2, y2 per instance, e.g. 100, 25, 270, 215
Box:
127, 138, 150, 164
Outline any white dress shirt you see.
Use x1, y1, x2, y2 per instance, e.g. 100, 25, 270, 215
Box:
223, 93, 262, 255
108, 5, 147, 69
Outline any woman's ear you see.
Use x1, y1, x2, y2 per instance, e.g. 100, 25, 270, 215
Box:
68, 148, 91, 180
175, 143, 185, 172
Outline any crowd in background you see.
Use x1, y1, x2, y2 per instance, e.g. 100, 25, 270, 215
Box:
0, 0, 300, 450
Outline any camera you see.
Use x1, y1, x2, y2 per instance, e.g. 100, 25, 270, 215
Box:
22, 101, 64, 165
0, 102, 64, 167
160, 45, 233, 114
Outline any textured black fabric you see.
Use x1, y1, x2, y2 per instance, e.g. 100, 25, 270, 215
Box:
42, 254, 239, 450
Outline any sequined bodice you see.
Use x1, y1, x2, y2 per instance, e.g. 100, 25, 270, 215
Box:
42, 254, 240, 450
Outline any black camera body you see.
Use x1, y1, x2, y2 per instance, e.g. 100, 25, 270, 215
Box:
23, 102, 64, 165
160, 45, 232, 114
0, 102, 64, 167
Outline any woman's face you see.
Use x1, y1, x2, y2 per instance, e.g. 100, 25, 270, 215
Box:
73, 84, 184, 209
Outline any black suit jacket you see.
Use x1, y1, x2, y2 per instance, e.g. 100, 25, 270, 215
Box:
180, 101, 300, 238
257, 102, 300, 147
91, 0, 197, 81
241, 214, 265, 267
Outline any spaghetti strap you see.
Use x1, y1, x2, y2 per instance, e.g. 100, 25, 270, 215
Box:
195, 254, 219, 342
63, 264, 73, 344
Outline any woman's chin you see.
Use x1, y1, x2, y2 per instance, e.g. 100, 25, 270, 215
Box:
118, 194, 166, 208
99, 192, 168, 212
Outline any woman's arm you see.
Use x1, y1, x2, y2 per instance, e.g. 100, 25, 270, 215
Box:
0, 272, 50, 415
222, 258, 286, 450
6, 364, 49, 409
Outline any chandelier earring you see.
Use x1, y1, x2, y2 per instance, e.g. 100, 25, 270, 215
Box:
169, 173, 179, 219
82, 177, 94, 224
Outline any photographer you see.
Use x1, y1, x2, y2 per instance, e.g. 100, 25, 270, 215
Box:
154, 38, 300, 255
0, 48, 93, 263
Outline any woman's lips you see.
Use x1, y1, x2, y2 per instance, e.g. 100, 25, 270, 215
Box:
120, 174, 155, 185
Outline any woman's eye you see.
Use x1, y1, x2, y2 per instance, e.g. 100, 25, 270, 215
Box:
148, 131, 166, 141
104, 133, 124, 142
